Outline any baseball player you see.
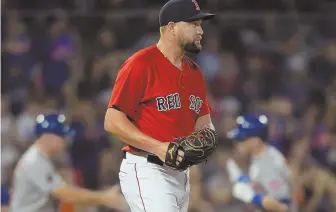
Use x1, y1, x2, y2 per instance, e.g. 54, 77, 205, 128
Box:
104, 0, 217, 211
9, 113, 126, 212
226, 114, 292, 212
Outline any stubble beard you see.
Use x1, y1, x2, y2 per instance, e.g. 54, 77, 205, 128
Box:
180, 40, 202, 54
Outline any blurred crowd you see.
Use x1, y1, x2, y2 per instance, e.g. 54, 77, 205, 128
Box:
1, 0, 336, 212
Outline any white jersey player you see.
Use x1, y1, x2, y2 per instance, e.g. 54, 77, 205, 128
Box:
226, 114, 292, 212
9, 113, 127, 212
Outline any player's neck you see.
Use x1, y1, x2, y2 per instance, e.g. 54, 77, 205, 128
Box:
34, 142, 53, 158
157, 39, 184, 69
250, 143, 266, 158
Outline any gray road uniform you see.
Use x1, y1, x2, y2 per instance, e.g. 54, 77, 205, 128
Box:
10, 146, 65, 212
227, 145, 293, 211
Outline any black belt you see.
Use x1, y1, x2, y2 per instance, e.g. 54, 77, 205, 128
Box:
123, 151, 164, 166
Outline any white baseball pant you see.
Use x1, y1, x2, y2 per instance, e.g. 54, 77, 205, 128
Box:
119, 152, 190, 212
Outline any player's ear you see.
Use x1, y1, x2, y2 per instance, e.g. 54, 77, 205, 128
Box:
167, 22, 176, 36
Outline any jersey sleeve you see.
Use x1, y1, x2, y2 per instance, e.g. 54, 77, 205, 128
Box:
199, 97, 211, 117
108, 58, 148, 118
226, 158, 244, 182
24, 160, 65, 194
198, 73, 211, 117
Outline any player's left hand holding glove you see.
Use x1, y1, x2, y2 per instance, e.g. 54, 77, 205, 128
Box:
164, 128, 219, 171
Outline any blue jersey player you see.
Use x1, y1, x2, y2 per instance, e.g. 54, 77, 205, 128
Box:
9, 113, 127, 212
226, 114, 292, 212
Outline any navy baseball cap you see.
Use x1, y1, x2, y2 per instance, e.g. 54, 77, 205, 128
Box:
159, 0, 215, 27
34, 113, 75, 139
227, 115, 269, 141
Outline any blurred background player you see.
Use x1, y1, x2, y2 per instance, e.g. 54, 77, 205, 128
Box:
226, 114, 291, 212
9, 113, 127, 212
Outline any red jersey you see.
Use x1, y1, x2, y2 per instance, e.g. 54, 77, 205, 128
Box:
108, 45, 211, 152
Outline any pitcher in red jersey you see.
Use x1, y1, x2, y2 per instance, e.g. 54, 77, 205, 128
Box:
104, 0, 216, 211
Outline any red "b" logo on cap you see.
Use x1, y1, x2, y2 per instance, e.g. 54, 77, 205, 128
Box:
191, 0, 200, 10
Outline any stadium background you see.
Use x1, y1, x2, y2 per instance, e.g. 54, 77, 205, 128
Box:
1, 0, 336, 211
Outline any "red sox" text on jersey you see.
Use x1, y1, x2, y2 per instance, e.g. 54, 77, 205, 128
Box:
156, 93, 203, 114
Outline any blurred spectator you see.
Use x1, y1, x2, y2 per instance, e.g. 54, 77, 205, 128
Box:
2, 12, 35, 114
2, 67, 30, 115
78, 26, 117, 99
209, 52, 240, 100
196, 34, 221, 82
296, 164, 336, 212
204, 148, 241, 211
1, 98, 20, 186
15, 98, 41, 148
3, 11, 34, 77
69, 100, 111, 190
188, 166, 215, 212
308, 42, 336, 90
41, 11, 78, 102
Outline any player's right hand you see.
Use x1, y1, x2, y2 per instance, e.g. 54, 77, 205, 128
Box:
157, 142, 184, 166
100, 185, 128, 211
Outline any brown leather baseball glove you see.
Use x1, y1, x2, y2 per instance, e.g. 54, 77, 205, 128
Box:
164, 128, 219, 171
